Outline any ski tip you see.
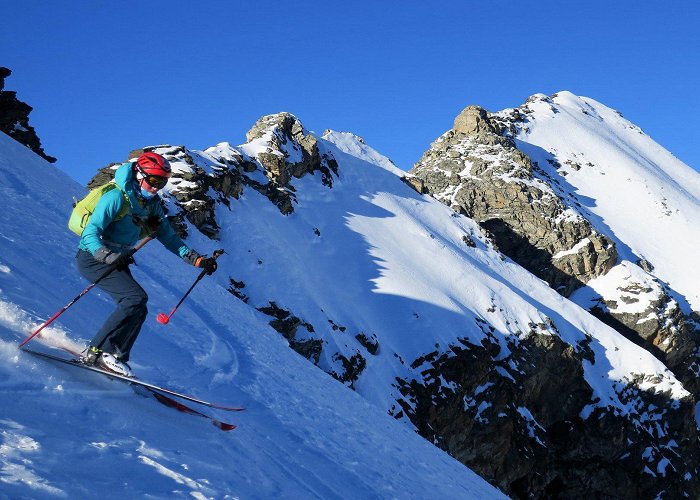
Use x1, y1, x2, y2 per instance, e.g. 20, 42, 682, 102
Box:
208, 403, 246, 412
213, 420, 237, 431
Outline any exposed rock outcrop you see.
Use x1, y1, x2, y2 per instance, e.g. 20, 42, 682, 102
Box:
0, 67, 56, 163
246, 112, 339, 190
584, 262, 700, 395
86, 144, 247, 239
254, 301, 369, 388
257, 301, 323, 364
394, 321, 699, 498
410, 105, 616, 296
85, 113, 339, 238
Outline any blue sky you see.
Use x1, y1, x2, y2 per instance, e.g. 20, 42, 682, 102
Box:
2, 1, 699, 183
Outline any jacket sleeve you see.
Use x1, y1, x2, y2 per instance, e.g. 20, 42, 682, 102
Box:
151, 203, 193, 260
80, 189, 126, 255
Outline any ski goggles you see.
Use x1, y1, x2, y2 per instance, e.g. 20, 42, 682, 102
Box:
136, 168, 169, 189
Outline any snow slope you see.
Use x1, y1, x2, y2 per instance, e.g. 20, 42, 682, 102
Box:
502, 91, 700, 312
177, 123, 689, 429
0, 131, 503, 498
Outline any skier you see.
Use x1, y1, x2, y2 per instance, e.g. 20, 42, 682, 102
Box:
76, 152, 218, 376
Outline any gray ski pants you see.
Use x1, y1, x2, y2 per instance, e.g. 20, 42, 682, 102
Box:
76, 249, 148, 361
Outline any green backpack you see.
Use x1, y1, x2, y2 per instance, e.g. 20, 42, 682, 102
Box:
68, 181, 130, 236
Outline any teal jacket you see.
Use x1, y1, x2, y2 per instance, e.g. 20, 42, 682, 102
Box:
79, 162, 192, 259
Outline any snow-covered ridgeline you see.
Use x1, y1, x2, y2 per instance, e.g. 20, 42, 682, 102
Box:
319, 131, 688, 408
143, 117, 691, 433
235, 124, 697, 495
503, 91, 700, 313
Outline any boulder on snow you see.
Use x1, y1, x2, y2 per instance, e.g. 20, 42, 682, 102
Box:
453, 105, 500, 136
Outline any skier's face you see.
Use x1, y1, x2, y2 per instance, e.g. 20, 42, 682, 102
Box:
136, 172, 167, 193
138, 177, 160, 194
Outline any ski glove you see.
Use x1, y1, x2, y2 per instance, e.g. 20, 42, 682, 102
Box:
95, 248, 134, 271
195, 256, 218, 275
183, 250, 219, 275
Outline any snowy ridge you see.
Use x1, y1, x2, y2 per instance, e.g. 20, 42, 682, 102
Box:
322, 131, 404, 176
227, 116, 698, 495
500, 91, 700, 312
151, 117, 696, 495
177, 121, 691, 437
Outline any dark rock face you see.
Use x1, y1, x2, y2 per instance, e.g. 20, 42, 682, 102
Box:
254, 301, 369, 387
86, 144, 243, 239
0, 67, 56, 163
410, 105, 617, 296
393, 323, 700, 498
256, 302, 323, 364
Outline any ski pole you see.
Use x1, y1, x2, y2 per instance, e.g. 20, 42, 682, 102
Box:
19, 236, 154, 348
156, 249, 224, 325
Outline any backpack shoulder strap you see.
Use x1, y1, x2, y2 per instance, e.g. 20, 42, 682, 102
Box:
114, 186, 131, 221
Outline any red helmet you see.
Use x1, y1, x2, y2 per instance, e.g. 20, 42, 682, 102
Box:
136, 152, 171, 178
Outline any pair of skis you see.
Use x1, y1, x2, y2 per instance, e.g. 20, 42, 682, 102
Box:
18, 238, 240, 430
21, 346, 244, 431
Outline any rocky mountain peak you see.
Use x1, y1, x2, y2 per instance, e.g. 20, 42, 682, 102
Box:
453, 105, 500, 137
245, 111, 304, 143
243, 112, 337, 189
0, 67, 56, 163
410, 98, 616, 296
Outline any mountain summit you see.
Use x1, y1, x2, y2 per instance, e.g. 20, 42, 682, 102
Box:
411, 91, 700, 393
